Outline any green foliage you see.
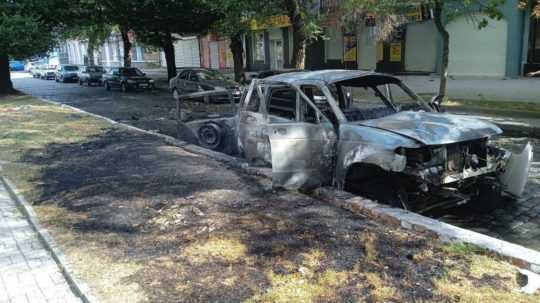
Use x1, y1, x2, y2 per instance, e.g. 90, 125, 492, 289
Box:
0, 14, 54, 59
210, 0, 280, 37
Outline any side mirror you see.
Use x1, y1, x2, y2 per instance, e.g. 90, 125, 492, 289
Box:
430, 95, 444, 112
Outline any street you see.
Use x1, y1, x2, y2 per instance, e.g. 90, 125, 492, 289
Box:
11, 72, 540, 252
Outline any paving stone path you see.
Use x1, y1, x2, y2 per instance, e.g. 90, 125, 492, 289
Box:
0, 181, 81, 303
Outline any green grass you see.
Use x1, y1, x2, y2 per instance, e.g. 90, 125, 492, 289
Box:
444, 99, 540, 117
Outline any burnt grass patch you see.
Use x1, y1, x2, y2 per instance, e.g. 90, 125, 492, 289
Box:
15, 128, 478, 302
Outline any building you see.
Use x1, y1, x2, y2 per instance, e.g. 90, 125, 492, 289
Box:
58, 32, 162, 68
244, 0, 536, 78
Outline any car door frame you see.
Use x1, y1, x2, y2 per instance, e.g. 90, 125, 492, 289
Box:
263, 81, 338, 189
237, 80, 270, 164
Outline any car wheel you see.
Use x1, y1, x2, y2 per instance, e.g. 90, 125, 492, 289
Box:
121, 82, 128, 93
105, 81, 110, 91
197, 122, 225, 151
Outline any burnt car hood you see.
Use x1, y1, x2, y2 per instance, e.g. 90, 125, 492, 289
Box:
355, 111, 502, 145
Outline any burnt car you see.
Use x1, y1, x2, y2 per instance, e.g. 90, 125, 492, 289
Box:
103, 67, 155, 92
169, 68, 242, 103
78, 65, 105, 86
178, 70, 532, 213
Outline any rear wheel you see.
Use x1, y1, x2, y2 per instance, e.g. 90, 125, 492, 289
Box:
197, 122, 225, 151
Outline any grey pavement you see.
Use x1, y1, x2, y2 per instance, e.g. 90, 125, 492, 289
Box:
0, 181, 81, 303
400, 74, 540, 103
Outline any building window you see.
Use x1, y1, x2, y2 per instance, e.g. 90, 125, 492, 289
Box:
253, 31, 265, 62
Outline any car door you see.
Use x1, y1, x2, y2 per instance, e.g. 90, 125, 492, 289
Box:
175, 70, 189, 92
184, 71, 200, 93
266, 84, 337, 189
111, 69, 120, 87
238, 80, 270, 164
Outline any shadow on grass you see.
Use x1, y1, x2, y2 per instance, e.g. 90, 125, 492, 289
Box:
16, 127, 503, 302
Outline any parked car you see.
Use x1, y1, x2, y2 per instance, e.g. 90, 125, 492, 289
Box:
103, 67, 155, 92
177, 70, 533, 213
9, 60, 25, 71
31, 65, 43, 78
169, 68, 242, 103
55, 65, 79, 83
40, 65, 56, 80
78, 66, 105, 86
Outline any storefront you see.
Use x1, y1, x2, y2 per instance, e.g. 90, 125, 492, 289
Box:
525, 16, 540, 74
245, 16, 292, 71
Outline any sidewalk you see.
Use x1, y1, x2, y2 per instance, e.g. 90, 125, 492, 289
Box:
0, 181, 81, 303
399, 75, 540, 103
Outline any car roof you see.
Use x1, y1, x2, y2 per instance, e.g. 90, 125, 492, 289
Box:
264, 69, 400, 85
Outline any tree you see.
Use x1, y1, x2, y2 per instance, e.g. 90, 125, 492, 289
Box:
99, 0, 136, 67
341, 0, 504, 99
210, 0, 279, 82
0, 0, 78, 93
130, 0, 219, 79
519, 0, 540, 16
283, 0, 322, 69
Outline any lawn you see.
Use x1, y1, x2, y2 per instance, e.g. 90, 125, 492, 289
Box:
444, 99, 540, 118
1, 94, 539, 302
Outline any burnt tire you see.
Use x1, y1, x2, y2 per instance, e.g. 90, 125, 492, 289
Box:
197, 122, 225, 151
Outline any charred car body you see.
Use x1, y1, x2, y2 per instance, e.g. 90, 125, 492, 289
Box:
169, 68, 242, 103
178, 70, 532, 212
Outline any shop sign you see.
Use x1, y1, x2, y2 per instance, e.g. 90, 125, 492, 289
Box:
389, 42, 402, 62
250, 15, 291, 31
343, 35, 357, 62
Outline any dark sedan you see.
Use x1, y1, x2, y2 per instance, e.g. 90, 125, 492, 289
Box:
102, 67, 155, 92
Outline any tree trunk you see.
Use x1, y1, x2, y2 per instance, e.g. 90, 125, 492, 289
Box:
284, 0, 307, 69
87, 35, 96, 66
163, 31, 177, 80
0, 54, 13, 94
120, 26, 132, 68
230, 33, 245, 83
434, 1, 449, 99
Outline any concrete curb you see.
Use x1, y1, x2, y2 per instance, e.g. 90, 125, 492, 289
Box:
0, 175, 98, 303
34, 97, 540, 275
313, 187, 540, 274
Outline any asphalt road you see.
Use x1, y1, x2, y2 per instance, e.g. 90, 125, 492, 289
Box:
11, 72, 540, 252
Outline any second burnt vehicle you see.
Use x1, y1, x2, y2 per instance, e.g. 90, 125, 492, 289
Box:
169, 68, 242, 103
178, 70, 533, 213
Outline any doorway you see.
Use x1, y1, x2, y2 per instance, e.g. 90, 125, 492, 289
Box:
269, 39, 284, 70
525, 17, 540, 75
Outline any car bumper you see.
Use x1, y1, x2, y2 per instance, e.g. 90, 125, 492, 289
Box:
128, 82, 154, 89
